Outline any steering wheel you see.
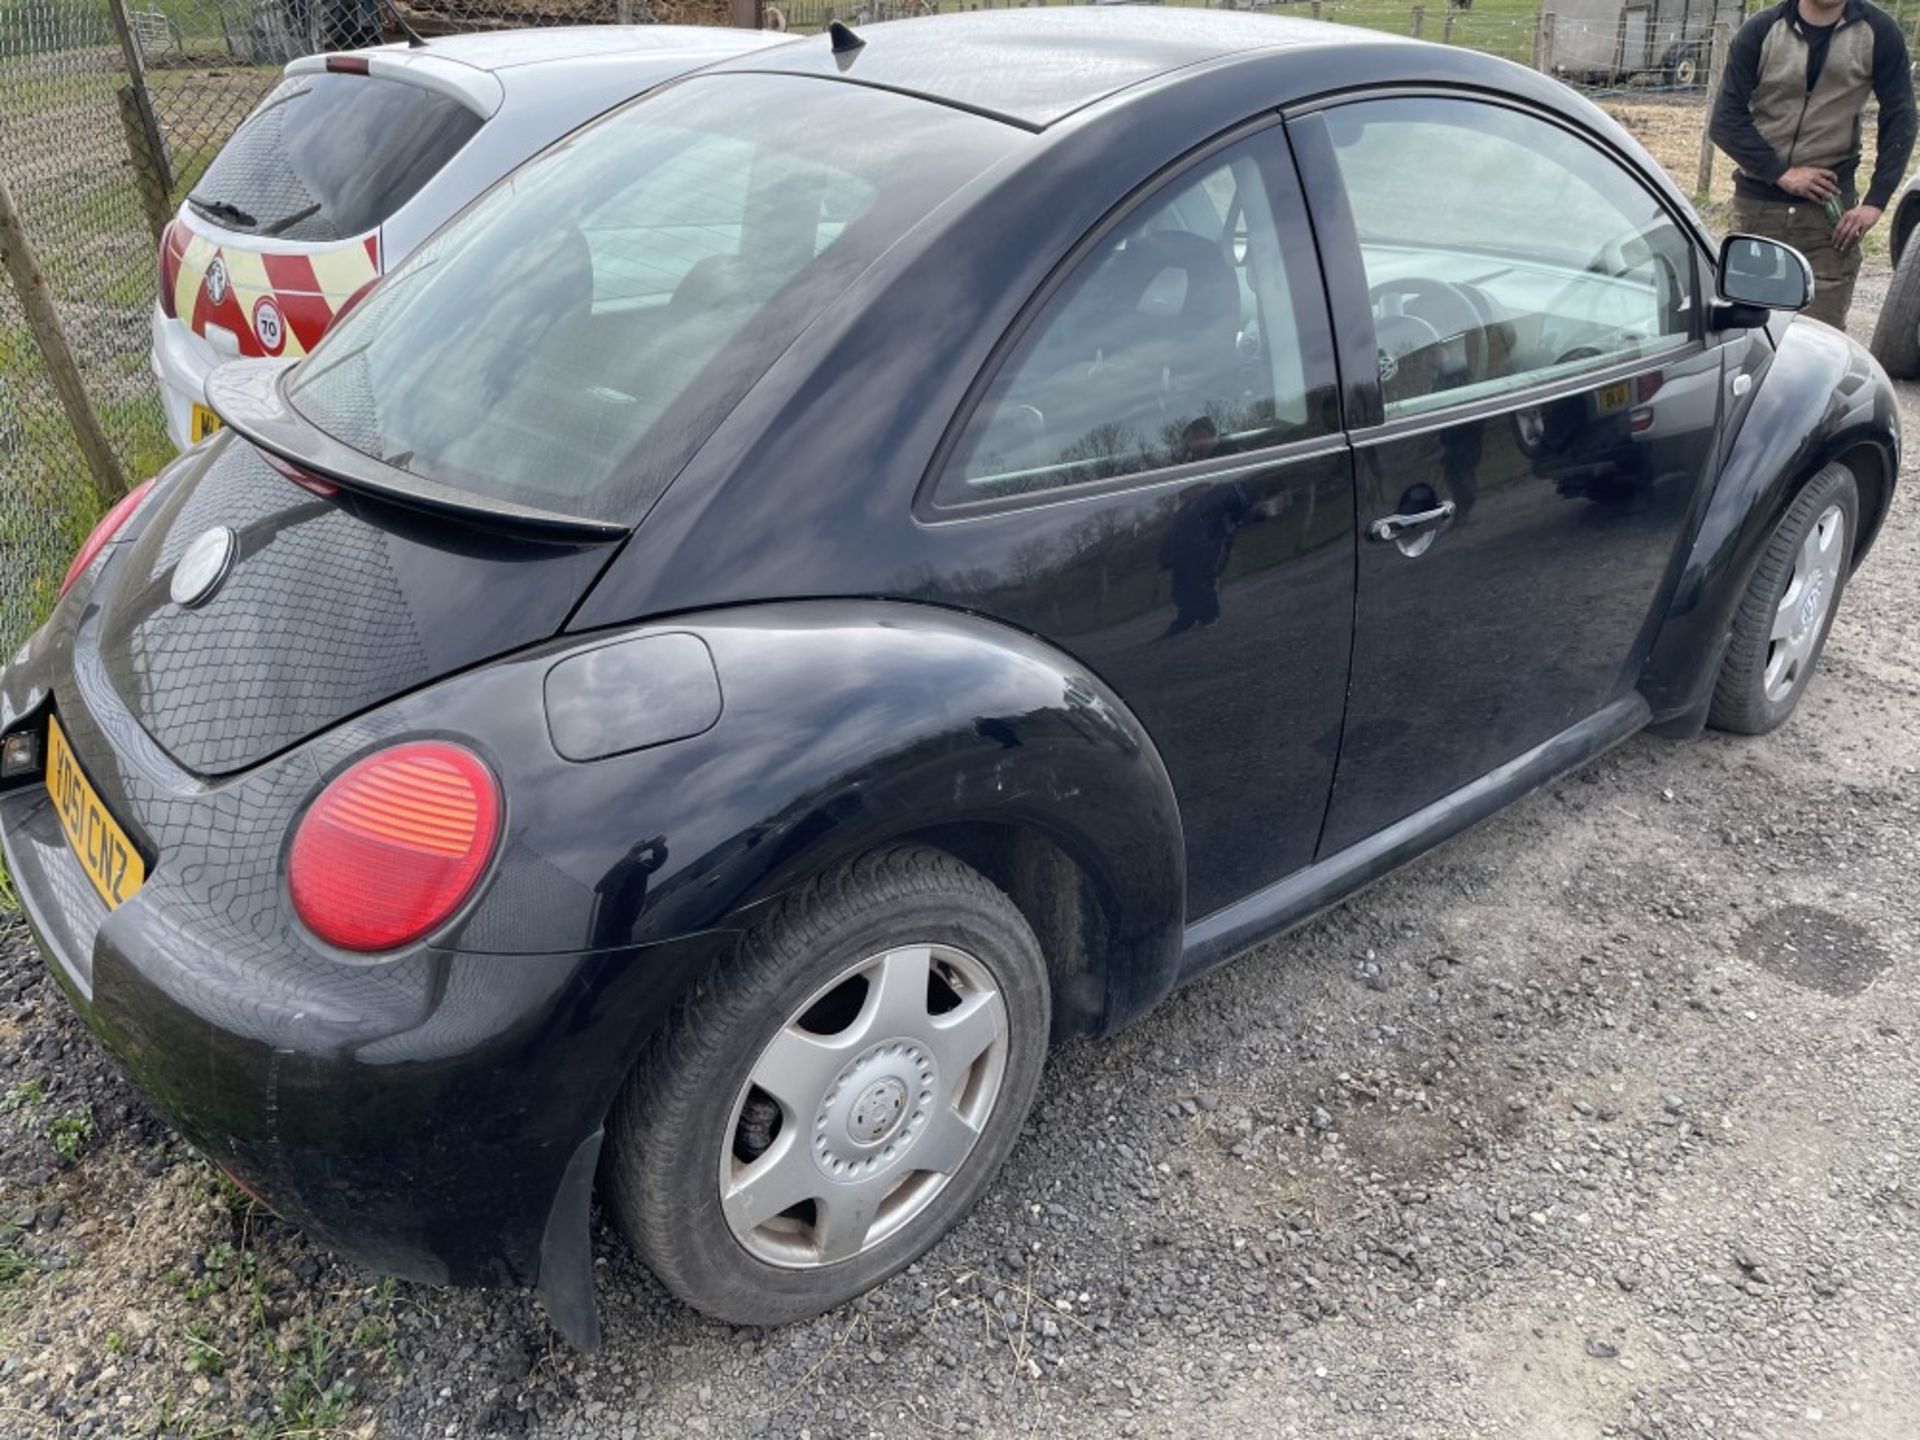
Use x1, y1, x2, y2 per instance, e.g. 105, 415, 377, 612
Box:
1369, 278, 1489, 388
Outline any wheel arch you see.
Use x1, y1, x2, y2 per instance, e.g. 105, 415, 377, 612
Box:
541, 601, 1191, 1044
1638, 320, 1898, 735
883, 818, 1116, 1042
1833, 436, 1893, 565
691, 813, 1140, 1043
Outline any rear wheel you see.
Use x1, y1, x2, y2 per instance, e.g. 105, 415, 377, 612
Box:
606, 845, 1050, 1325
1708, 463, 1857, 736
1869, 224, 1920, 377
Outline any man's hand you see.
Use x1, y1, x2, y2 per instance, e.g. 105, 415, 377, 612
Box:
1833, 204, 1883, 252
1778, 165, 1842, 201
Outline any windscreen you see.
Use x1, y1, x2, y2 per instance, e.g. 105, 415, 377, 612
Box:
286, 75, 1018, 524
188, 72, 482, 242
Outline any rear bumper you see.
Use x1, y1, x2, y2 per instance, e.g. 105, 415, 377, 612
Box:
0, 580, 733, 1337
150, 304, 221, 451
1, 776, 722, 1307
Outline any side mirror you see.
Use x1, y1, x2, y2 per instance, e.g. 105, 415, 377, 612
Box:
1713, 233, 1814, 328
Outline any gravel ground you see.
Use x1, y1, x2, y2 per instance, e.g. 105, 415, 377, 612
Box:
2, 136, 1918, 1440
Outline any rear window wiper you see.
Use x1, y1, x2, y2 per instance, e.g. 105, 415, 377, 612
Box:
189, 195, 258, 230
260, 202, 322, 238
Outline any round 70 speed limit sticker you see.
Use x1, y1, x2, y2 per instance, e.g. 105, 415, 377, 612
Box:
252, 295, 286, 355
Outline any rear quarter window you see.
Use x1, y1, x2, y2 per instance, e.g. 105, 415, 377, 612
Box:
188, 72, 482, 242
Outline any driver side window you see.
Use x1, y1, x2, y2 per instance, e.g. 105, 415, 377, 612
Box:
1323, 97, 1694, 419
937, 133, 1329, 503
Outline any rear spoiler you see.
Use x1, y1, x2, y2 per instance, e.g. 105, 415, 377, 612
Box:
204, 359, 629, 544
284, 48, 505, 119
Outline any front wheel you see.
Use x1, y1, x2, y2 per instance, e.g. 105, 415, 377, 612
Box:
1708, 463, 1857, 736
606, 845, 1051, 1325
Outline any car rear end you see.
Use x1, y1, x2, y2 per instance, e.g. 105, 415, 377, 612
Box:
153, 50, 498, 449
0, 431, 663, 1322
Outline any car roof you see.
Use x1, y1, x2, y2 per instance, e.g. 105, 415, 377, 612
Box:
726, 10, 1404, 128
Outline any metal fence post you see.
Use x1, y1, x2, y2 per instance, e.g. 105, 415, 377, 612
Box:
0, 175, 128, 509
104, 0, 174, 211
1411, 5, 1425, 37
1695, 21, 1732, 197
1443, 7, 1456, 42
1533, 9, 1555, 70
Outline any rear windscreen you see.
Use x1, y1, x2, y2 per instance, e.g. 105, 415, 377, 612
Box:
188, 72, 482, 242
286, 74, 1019, 525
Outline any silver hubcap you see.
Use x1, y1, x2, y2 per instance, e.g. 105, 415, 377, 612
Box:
1765, 504, 1846, 704
720, 943, 1009, 1269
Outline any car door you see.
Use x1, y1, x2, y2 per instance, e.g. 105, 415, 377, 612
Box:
918, 124, 1353, 919
1289, 94, 1725, 855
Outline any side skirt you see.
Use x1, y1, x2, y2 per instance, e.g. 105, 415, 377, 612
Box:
1177, 694, 1651, 981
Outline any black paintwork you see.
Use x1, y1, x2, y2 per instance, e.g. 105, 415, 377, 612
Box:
0, 11, 1898, 1349
1639, 316, 1898, 733
94, 437, 612, 777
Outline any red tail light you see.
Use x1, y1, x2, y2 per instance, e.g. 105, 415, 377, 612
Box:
60, 478, 155, 597
289, 742, 501, 952
157, 219, 184, 320
326, 55, 370, 74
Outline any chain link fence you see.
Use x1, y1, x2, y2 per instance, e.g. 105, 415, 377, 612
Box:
0, 0, 169, 655
138, 2, 298, 207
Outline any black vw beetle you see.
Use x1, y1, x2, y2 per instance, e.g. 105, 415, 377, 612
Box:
0, 11, 1896, 1345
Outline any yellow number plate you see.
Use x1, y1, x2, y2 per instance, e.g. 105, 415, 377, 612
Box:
1596, 380, 1632, 414
46, 716, 145, 910
189, 403, 223, 444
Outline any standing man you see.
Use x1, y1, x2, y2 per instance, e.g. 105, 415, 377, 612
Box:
1710, 0, 1917, 330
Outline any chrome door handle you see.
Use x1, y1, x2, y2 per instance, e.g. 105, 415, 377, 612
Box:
1367, 500, 1456, 542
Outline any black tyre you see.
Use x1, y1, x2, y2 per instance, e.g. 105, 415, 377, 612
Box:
1869, 226, 1920, 377
1708, 463, 1858, 736
606, 845, 1051, 1325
